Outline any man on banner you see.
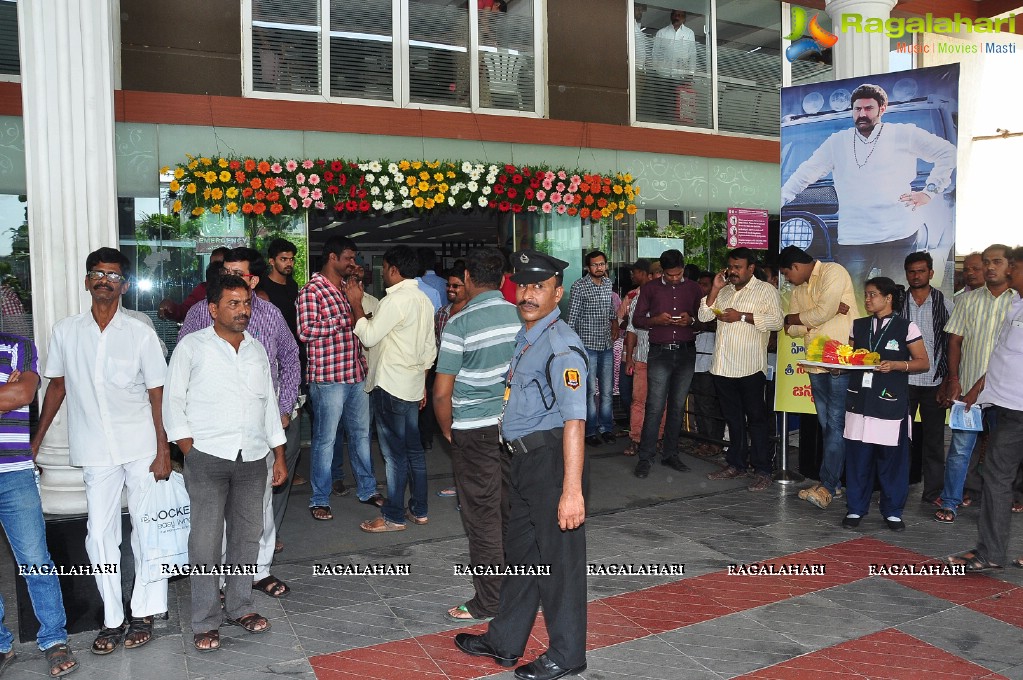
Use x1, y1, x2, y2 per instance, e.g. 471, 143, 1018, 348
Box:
781, 83, 957, 288
779, 246, 857, 510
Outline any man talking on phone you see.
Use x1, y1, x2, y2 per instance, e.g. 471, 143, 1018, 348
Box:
631, 249, 703, 479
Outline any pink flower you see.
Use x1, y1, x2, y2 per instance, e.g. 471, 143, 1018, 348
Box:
550, 192, 562, 203
541, 202, 552, 214
311, 188, 323, 200
271, 162, 283, 173
542, 180, 553, 191
314, 200, 326, 209
288, 198, 299, 209
557, 170, 567, 180
295, 173, 306, 184
282, 187, 294, 196
545, 171, 555, 181
563, 192, 574, 204
308, 174, 320, 185
298, 186, 310, 199
285, 160, 298, 172
556, 182, 565, 192
301, 197, 313, 208
535, 190, 546, 201
570, 174, 580, 184
301, 159, 314, 169
555, 204, 567, 214
527, 205, 538, 212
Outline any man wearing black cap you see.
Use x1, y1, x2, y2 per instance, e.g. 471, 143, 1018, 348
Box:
454, 249, 589, 680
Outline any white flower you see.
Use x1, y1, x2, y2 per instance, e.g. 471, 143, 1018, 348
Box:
487, 164, 498, 174
380, 176, 389, 186
482, 186, 492, 195
461, 161, 473, 173
478, 196, 489, 207
448, 197, 456, 206
462, 201, 472, 209
370, 186, 381, 195
365, 173, 375, 183
372, 200, 383, 210
394, 172, 404, 183
369, 161, 382, 173
383, 201, 395, 211
358, 163, 370, 171
399, 186, 409, 197
469, 170, 482, 181
388, 163, 399, 174
384, 190, 394, 200
467, 181, 478, 192
402, 199, 414, 208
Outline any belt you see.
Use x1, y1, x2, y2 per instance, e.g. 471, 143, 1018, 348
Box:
502, 427, 564, 457
651, 341, 695, 350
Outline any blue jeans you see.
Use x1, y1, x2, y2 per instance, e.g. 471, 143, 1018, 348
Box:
585, 349, 615, 436
638, 343, 696, 462
0, 470, 68, 652
941, 409, 995, 514
371, 388, 428, 525
807, 371, 850, 494
309, 381, 376, 507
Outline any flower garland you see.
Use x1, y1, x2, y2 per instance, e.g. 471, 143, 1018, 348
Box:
166, 156, 639, 221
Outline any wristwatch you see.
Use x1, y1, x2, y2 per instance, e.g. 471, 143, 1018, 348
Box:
741, 313, 748, 324
924, 183, 938, 196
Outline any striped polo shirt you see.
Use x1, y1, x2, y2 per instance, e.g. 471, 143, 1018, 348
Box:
0, 333, 37, 474
435, 290, 520, 430
945, 285, 1019, 391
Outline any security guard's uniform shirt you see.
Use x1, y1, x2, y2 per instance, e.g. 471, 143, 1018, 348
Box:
501, 308, 588, 441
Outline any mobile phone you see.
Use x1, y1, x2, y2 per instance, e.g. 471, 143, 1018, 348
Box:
671, 315, 682, 320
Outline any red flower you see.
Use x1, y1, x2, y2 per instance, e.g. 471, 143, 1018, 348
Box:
497, 174, 508, 184
327, 185, 340, 195
494, 185, 506, 195
244, 159, 256, 172
335, 202, 345, 212
242, 203, 254, 214
498, 201, 511, 212
346, 200, 359, 211
257, 161, 271, 174
602, 185, 612, 195
339, 175, 347, 186
267, 191, 280, 202
270, 203, 284, 215
504, 164, 516, 172
323, 171, 334, 182
316, 159, 326, 167
253, 202, 267, 214
597, 197, 608, 208
331, 161, 344, 172
506, 188, 517, 199
524, 188, 535, 200
256, 190, 266, 200
567, 207, 578, 216
359, 200, 371, 212
488, 200, 498, 209
229, 160, 241, 170
584, 195, 594, 206
530, 178, 540, 189
242, 187, 254, 198
511, 174, 523, 184
579, 207, 590, 219
235, 171, 247, 183
357, 188, 367, 199
511, 203, 523, 213
522, 167, 532, 177
349, 186, 357, 198
250, 178, 262, 190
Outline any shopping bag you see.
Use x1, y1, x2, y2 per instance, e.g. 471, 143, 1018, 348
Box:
135, 471, 190, 584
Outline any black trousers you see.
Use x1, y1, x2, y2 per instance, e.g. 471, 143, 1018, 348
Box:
715, 372, 772, 476
908, 385, 947, 502
484, 430, 588, 668
451, 425, 510, 618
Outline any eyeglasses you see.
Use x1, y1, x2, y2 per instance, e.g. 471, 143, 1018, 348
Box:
589, 262, 608, 268
226, 270, 254, 279
446, 284, 464, 289
87, 270, 125, 283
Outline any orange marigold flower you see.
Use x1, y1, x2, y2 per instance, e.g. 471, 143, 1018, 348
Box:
210, 204, 222, 214
242, 187, 254, 198
191, 207, 204, 216
626, 204, 638, 214
567, 207, 578, 216
186, 183, 197, 194
250, 177, 262, 189
244, 159, 256, 172
579, 207, 591, 219
218, 158, 229, 168
226, 202, 239, 214
204, 171, 217, 183
235, 171, 246, 183
584, 195, 594, 206
597, 198, 608, 208
242, 203, 254, 214
269, 203, 284, 215
257, 161, 271, 174
253, 202, 266, 214
579, 183, 590, 193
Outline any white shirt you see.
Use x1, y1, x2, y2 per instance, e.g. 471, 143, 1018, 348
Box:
354, 278, 437, 402
652, 22, 697, 78
163, 326, 286, 462
44, 309, 167, 466
781, 122, 957, 245
698, 277, 784, 378
635, 20, 651, 71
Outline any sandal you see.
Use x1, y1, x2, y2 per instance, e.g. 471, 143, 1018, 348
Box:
947, 550, 1002, 572
1013, 502, 1023, 513
405, 509, 428, 525
91, 624, 125, 655
0, 650, 13, 677
192, 630, 220, 652
225, 613, 271, 634
437, 487, 457, 497
934, 509, 956, 524
274, 540, 284, 554
961, 494, 973, 507
309, 505, 333, 521
358, 494, 385, 507
1012, 558, 1023, 569
43, 643, 78, 677
124, 616, 154, 649
623, 441, 638, 456
446, 604, 493, 621
253, 575, 290, 598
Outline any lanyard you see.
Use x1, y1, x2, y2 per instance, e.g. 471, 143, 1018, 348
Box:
868, 315, 894, 354
499, 317, 558, 437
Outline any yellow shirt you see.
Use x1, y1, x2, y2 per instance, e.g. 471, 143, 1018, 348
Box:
353, 279, 437, 402
698, 277, 783, 378
786, 261, 857, 374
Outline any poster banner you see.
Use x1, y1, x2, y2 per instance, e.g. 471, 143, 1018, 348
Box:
726, 208, 769, 249
775, 64, 959, 414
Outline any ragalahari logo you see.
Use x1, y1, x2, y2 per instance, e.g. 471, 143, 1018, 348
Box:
784, 6, 839, 62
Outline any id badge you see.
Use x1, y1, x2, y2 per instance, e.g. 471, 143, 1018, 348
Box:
862, 372, 874, 389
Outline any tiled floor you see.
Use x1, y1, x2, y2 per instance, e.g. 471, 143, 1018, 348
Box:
6, 442, 1023, 679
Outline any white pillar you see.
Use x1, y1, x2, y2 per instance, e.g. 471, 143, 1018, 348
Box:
825, 0, 898, 79
18, 0, 120, 514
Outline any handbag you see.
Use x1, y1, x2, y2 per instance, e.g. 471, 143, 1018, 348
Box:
135, 471, 191, 584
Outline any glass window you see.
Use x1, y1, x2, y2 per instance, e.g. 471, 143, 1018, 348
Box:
408, 0, 470, 107
330, 0, 394, 101
479, 0, 536, 112
0, 0, 18, 78
635, 1, 712, 128
716, 0, 781, 136
0, 194, 31, 339
251, 0, 321, 95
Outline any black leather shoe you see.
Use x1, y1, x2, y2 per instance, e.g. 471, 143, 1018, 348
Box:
514, 653, 587, 680
842, 515, 861, 529
661, 456, 689, 472
585, 435, 603, 447
885, 518, 906, 532
634, 460, 650, 479
454, 633, 518, 667
600, 431, 617, 444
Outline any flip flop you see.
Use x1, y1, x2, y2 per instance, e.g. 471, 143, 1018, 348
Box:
436, 487, 457, 497
310, 506, 333, 521
947, 550, 1002, 572
933, 509, 955, 524
447, 604, 493, 621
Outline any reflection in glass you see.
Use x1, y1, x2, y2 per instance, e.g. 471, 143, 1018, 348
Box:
408, 1, 470, 107
635, 3, 711, 128
478, 0, 535, 111
716, 0, 781, 136
330, 0, 393, 101
252, 0, 321, 94
0, 195, 31, 339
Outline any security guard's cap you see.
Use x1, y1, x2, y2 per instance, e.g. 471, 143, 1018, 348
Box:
510, 249, 570, 284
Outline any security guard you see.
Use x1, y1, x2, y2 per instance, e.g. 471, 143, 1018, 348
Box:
454, 249, 589, 680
